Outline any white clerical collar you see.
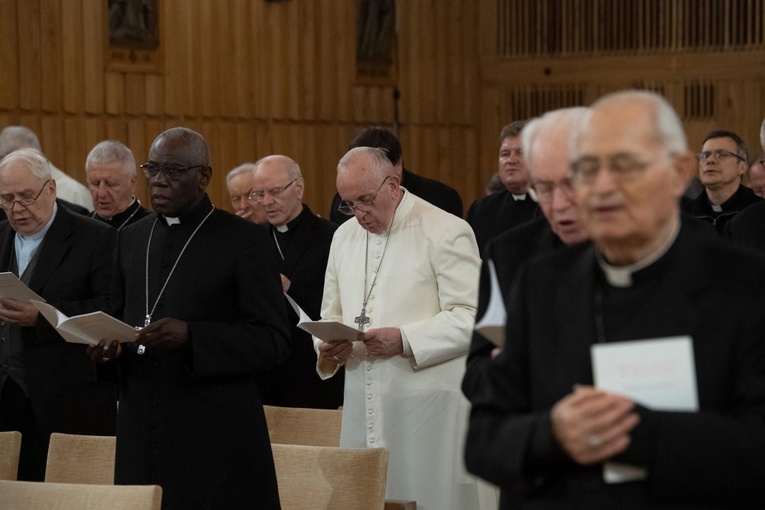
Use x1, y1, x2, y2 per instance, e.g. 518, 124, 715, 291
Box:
711, 203, 723, 213
276, 224, 289, 233
596, 216, 680, 288
512, 193, 527, 201
165, 216, 180, 225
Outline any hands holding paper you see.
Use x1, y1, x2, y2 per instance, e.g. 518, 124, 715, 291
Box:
0, 297, 39, 327
88, 339, 122, 363
551, 385, 640, 465
318, 339, 354, 365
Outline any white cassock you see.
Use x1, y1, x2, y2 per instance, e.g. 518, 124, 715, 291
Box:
315, 189, 498, 510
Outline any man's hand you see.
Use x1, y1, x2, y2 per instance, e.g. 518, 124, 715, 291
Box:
87, 339, 122, 363
318, 339, 353, 364
134, 318, 189, 351
235, 209, 253, 221
0, 298, 39, 327
551, 385, 640, 465
358, 327, 403, 359
280, 274, 291, 292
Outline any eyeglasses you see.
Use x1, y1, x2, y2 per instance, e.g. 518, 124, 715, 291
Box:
248, 179, 298, 202
696, 150, 745, 162
140, 162, 207, 181
533, 179, 572, 202
337, 177, 390, 216
570, 154, 663, 185
0, 179, 51, 209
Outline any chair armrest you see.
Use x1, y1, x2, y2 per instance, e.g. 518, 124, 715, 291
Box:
384, 500, 416, 510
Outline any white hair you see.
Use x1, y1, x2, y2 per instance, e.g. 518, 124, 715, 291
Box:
521, 107, 590, 176
86, 140, 136, 178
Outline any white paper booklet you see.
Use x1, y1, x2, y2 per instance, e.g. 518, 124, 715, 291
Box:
474, 260, 506, 347
591, 336, 698, 484
0, 272, 44, 302
284, 293, 359, 343
32, 300, 138, 346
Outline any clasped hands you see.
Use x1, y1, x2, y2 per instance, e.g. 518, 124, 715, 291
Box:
551, 384, 640, 465
0, 297, 38, 327
87, 318, 190, 363
319, 326, 403, 364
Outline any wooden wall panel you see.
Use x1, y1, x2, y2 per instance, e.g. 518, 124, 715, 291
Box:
61, 0, 84, 114
17, 0, 42, 112
0, 1, 19, 109
40, 0, 63, 113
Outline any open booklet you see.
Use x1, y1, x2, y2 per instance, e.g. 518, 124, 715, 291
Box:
284, 293, 359, 342
0, 272, 45, 302
473, 260, 506, 347
31, 300, 138, 346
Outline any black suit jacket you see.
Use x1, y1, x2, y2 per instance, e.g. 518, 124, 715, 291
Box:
329, 168, 463, 224
462, 218, 561, 401
110, 196, 290, 510
262, 205, 344, 409
465, 217, 765, 508
681, 184, 761, 234
0, 205, 117, 441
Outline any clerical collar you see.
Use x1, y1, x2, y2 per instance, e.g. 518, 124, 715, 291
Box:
711, 204, 723, 213
596, 216, 680, 288
274, 205, 307, 234
512, 193, 527, 201
160, 195, 213, 226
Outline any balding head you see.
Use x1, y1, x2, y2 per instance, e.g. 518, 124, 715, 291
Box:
251, 155, 304, 227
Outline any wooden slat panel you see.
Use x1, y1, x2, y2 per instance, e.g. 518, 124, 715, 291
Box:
285, 0, 300, 120
40, 116, 65, 170
63, 117, 85, 181
17, 0, 42, 111
41, 0, 63, 112
298, 0, 317, 121
234, 122, 258, 166
232, 0, 254, 119
145, 74, 164, 116
0, 0, 19, 109
61, 0, 85, 113
125, 74, 147, 115
82, 0, 104, 114
198, 0, 219, 118
105, 72, 125, 114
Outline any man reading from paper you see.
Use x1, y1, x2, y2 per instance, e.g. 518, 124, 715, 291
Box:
465, 90, 765, 508
315, 147, 495, 510
0, 149, 116, 481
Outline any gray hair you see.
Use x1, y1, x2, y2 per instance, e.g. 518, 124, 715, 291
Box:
226, 163, 257, 187
0, 126, 42, 159
0, 148, 53, 181
521, 107, 590, 176
86, 140, 136, 178
573, 90, 687, 159
253, 155, 302, 181
337, 147, 393, 182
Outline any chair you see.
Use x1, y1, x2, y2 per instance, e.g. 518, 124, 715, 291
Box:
45, 433, 116, 485
0, 431, 21, 480
264, 405, 343, 447
272, 444, 388, 510
0, 480, 162, 509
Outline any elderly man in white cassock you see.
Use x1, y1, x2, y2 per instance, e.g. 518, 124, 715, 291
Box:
314, 146, 495, 509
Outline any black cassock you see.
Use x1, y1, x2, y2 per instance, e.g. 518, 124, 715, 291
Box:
110, 196, 290, 510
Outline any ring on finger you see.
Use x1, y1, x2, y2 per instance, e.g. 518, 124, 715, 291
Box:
332, 355, 340, 362
587, 434, 603, 448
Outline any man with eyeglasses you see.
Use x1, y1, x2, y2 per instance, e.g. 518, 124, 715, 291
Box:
463, 107, 590, 405
314, 147, 494, 509
466, 90, 765, 509
225, 163, 266, 225
0, 149, 117, 481
250, 155, 343, 410
85, 140, 149, 230
681, 130, 761, 234
89, 127, 290, 509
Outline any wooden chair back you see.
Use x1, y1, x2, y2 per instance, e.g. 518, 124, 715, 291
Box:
264, 405, 342, 447
0, 431, 21, 480
272, 444, 389, 510
45, 433, 116, 485
0, 480, 162, 509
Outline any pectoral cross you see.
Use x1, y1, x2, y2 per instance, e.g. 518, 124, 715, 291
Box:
355, 308, 370, 331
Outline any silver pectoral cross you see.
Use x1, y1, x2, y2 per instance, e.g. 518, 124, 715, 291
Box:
144, 315, 152, 327
354, 308, 370, 331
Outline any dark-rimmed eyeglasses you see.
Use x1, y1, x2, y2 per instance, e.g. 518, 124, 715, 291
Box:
248, 179, 298, 202
696, 150, 745, 162
140, 163, 208, 181
0, 179, 51, 209
337, 176, 390, 216
570, 154, 663, 185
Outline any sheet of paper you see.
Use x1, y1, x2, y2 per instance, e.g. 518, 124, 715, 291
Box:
591, 335, 698, 483
0, 272, 44, 302
474, 260, 506, 347
32, 300, 137, 346
284, 293, 360, 343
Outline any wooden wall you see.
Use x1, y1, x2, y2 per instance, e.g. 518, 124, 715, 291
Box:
2, 0, 765, 217
0, 0, 480, 216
